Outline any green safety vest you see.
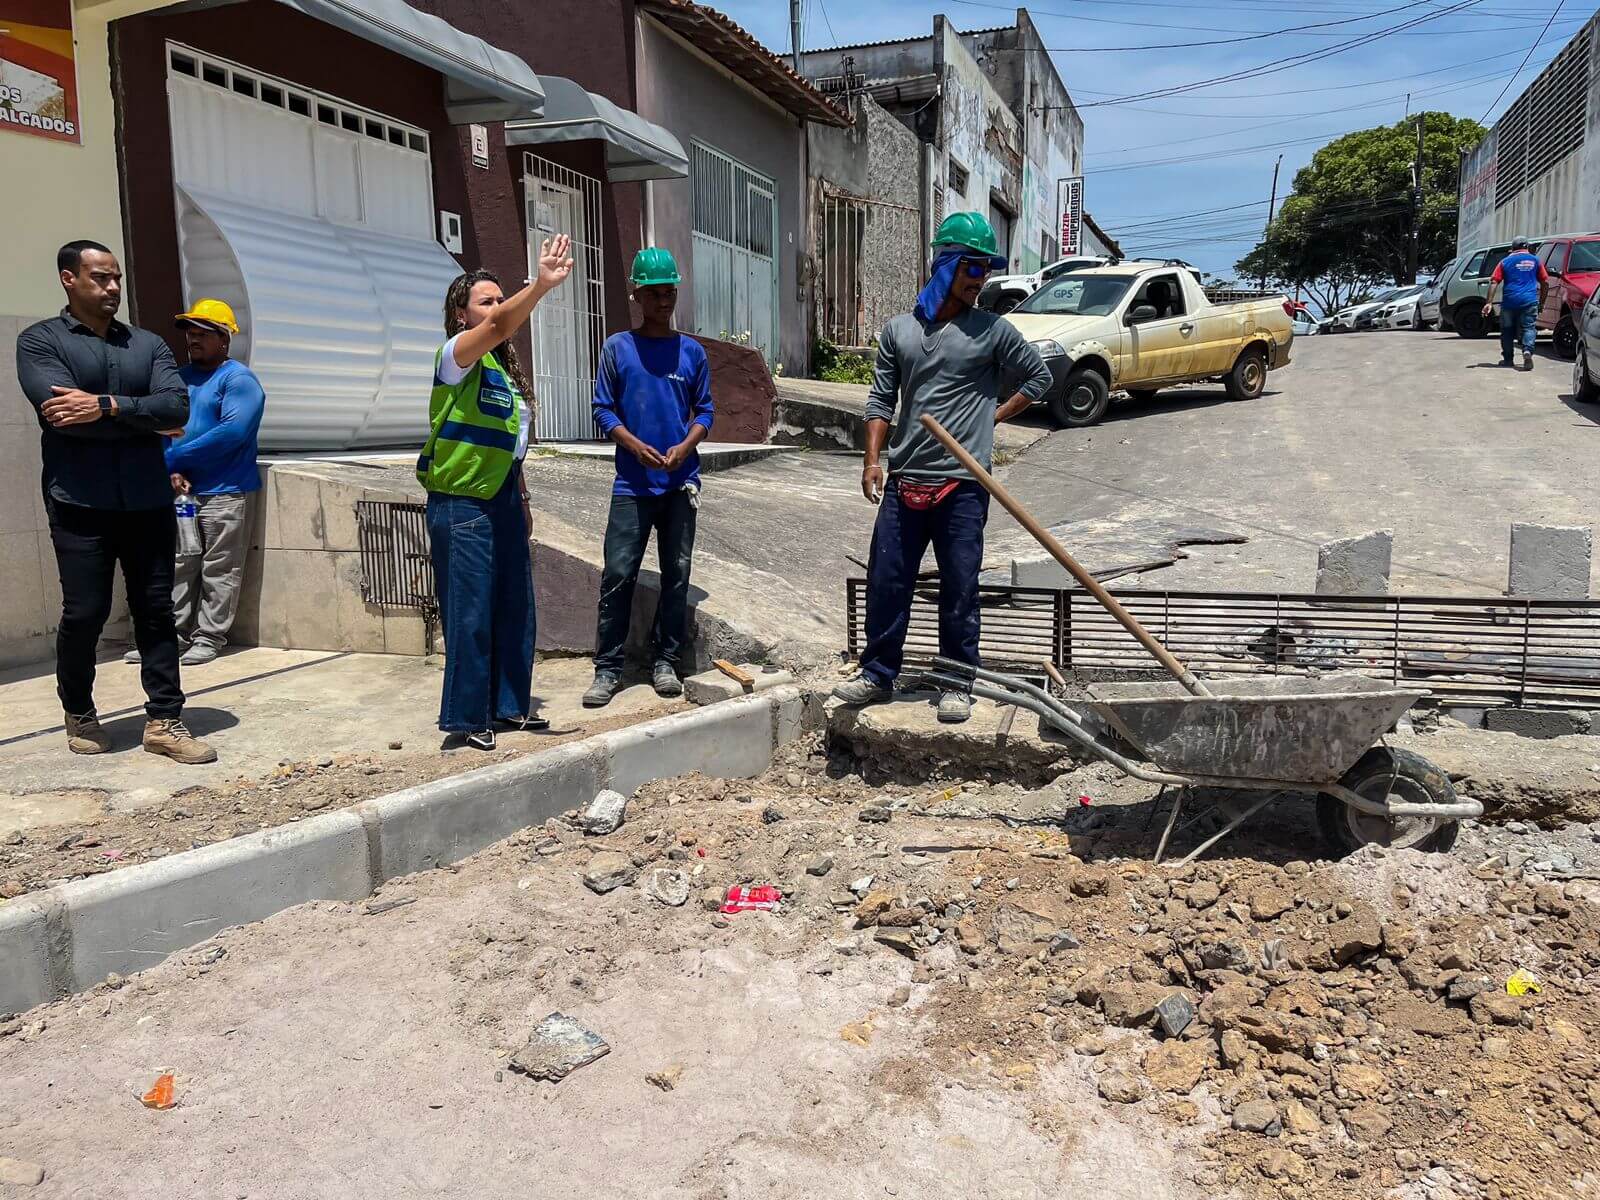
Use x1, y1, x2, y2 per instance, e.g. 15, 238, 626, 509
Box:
416, 347, 523, 498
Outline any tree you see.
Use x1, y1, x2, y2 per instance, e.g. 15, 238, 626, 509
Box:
1236, 111, 1486, 310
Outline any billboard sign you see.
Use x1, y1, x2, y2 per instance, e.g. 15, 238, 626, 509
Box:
1057, 176, 1083, 257
0, 0, 80, 143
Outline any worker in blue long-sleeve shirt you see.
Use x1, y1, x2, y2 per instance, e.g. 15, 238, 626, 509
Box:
583, 247, 714, 708
129, 299, 265, 668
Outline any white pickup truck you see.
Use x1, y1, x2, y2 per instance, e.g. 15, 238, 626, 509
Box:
978, 254, 1110, 313
1002, 262, 1296, 427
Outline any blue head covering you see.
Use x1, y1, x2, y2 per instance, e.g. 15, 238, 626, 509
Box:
915, 245, 1009, 322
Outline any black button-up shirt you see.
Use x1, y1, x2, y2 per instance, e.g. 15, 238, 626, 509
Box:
15, 309, 191, 511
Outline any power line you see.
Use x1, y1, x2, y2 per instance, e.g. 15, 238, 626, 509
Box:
1479, 0, 1566, 122
813, 0, 838, 46
1077, 0, 1487, 107
1037, 0, 1438, 52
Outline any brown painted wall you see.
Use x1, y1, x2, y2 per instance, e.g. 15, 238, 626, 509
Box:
114, 0, 644, 372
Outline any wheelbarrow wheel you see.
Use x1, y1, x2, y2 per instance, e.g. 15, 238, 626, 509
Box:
1317, 747, 1461, 857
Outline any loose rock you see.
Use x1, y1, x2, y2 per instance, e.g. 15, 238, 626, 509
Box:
582, 852, 638, 895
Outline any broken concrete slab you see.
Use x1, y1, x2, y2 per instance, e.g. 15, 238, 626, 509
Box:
1508, 523, 1592, 598
1006, 517, 1248, 587
1315, 529, 1392, 596
508, 1013, 610, 1082
1483, 708, 1591, 740
644, 867, 690, 907
579, 789, 629, 835
683, 664, 796, 706
827, 696, 1083, 787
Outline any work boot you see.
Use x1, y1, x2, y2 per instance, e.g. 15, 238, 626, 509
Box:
652, 663, 683, 697
582, 673, 623, 709
64, 711, 111, 755
831, 673, 891, 706
143, 718, 217, 764
180, 640, 219, 666
937, 690, 973, 725
1522, 350, 1534, 371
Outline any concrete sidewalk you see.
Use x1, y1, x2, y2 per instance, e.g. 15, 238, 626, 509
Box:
0, 649, 679, 833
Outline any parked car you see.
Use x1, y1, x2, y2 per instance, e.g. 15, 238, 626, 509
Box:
1419, 256, 1461, 327
1291, 311, 1319, 337
979, 255, 1111, 313
1331, 287, 1405, 331
1441, 235, 1586, 337
1572, 276, 1600, 403
1003, 262, 1295, 427
1535, 234, 1600, 358
1383, 294, 1423, 329
1356, 285, 1422, 329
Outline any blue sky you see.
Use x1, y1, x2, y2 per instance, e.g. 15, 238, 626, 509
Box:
714, 0, 1585, 279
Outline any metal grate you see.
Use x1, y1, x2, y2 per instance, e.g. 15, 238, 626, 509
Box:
846, 581, 1600, 709
814, 184, 921, 349
524, 152, 607, 441
1493, 23, 1590, 210
690, 140, 778, 363
357, 501, 437, 647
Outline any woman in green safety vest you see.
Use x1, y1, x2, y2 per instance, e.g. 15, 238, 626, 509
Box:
417, 235, 573, 750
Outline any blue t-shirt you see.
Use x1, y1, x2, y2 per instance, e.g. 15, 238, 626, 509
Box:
592, 332, 714, 497
164, 360, 265, 495
1494, 251, 1546, 309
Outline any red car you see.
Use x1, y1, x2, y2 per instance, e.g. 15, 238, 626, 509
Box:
1535, 234, 1600, 359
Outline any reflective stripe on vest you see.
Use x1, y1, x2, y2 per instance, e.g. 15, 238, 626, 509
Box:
416, 348, 523, 498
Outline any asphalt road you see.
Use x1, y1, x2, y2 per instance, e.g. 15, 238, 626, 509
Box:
1002, 328, 1600, 595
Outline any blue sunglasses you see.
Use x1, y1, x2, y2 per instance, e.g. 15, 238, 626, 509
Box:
959, 257, 995, 278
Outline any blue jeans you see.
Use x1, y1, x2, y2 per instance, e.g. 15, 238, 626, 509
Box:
1500, 303, 1537, 360
426, 474, 534, 732
859, 479, 989, 687
594, 490, 698, 675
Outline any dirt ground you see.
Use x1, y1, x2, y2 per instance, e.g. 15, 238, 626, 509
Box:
5, 731, 1600, 1199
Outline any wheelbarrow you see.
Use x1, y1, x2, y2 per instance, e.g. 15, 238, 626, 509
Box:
914, 415, 1482, 862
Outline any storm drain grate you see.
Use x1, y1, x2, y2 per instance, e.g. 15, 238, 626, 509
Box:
846, 580, 1600, 709
357, 501, 437, 649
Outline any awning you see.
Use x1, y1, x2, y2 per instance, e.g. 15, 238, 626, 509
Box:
273, 0, 545, 124
506, 76, 687, 181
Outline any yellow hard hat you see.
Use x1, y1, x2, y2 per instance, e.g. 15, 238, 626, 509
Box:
174, 298, 239, 335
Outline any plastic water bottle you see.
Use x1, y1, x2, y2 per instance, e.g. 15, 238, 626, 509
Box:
175, 496, 202, 557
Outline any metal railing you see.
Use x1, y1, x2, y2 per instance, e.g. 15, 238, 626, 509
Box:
813, 183, 921, 349
845, 580, 1600, 708
357, 501, 437, 649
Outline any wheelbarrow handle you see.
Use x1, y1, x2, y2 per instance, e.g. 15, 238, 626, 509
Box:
917, 414, 1213, 699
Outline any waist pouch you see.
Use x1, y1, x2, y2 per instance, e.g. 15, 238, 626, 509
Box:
896, 480, 961, 510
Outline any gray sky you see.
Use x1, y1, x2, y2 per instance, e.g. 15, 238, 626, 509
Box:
715, 0, 1583, 278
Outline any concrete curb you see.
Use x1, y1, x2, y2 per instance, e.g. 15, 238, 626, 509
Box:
0, 688, 812, 1016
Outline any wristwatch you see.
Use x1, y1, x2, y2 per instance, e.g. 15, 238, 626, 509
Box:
98, 395, 115, 417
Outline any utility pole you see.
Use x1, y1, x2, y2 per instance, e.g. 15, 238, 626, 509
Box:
1408, 112, 1425, 282
1259, 154, 1283, 291
790, 0, 803, 74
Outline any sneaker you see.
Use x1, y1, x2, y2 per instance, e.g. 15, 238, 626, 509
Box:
937, 690, 973, 724
465, 729, 497, 751
64, 711, 111, 755
831, 673, 892, 706
180, 641, 218, 666
582, 674, 623, 708
1496, 359, 1514, 368
143, 718, 217, 764
123, 647, 141, 665
1522, 350, 1534, 371
652, 663, 683, 697
497, 714, 550, 732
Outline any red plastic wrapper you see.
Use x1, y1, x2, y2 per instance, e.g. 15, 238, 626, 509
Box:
720, 884, 782, 915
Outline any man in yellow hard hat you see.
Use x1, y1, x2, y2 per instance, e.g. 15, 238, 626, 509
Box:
126, 297, 264, 668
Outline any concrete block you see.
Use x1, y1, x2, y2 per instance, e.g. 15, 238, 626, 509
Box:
1315, 529, 1392, 596
1484, 707, 1590, 740
1508, 523, 1592, 598
318, 475, 365, 553
268, 468, 326, 551
1011, 555, 1074, 589
279, 549, 339, 650
1440, 706, 1486, 729
0, 898, 55, 1016
683, 663, 794, 705
772, 686, 815, 744
362, 740, 604, 881
0, 435, 42, 533
384, 608, 431, 656
0, 318, 29, 426
603, 692, 781, 797
0, 530, 47, 642
332, 551, 387, 653
61, 810, 370, 993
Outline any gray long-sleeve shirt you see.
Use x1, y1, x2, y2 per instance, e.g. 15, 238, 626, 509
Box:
864, 307, 1051, 482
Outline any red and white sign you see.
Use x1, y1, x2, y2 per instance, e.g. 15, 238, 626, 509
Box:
0, 0, 80, 144
1057, 176, 1084, 257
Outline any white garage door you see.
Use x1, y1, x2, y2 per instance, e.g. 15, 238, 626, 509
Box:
165, 43, 462, 450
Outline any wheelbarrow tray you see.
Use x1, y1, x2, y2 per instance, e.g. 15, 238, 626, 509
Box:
1087, 673, 1425, 783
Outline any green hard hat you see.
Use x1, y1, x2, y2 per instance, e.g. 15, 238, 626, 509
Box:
630, 246, 680, 286
932, 211, 999, 257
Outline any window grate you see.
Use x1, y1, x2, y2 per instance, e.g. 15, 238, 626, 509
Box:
356, 501, 436, 650
1494, 25, 1590, 209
